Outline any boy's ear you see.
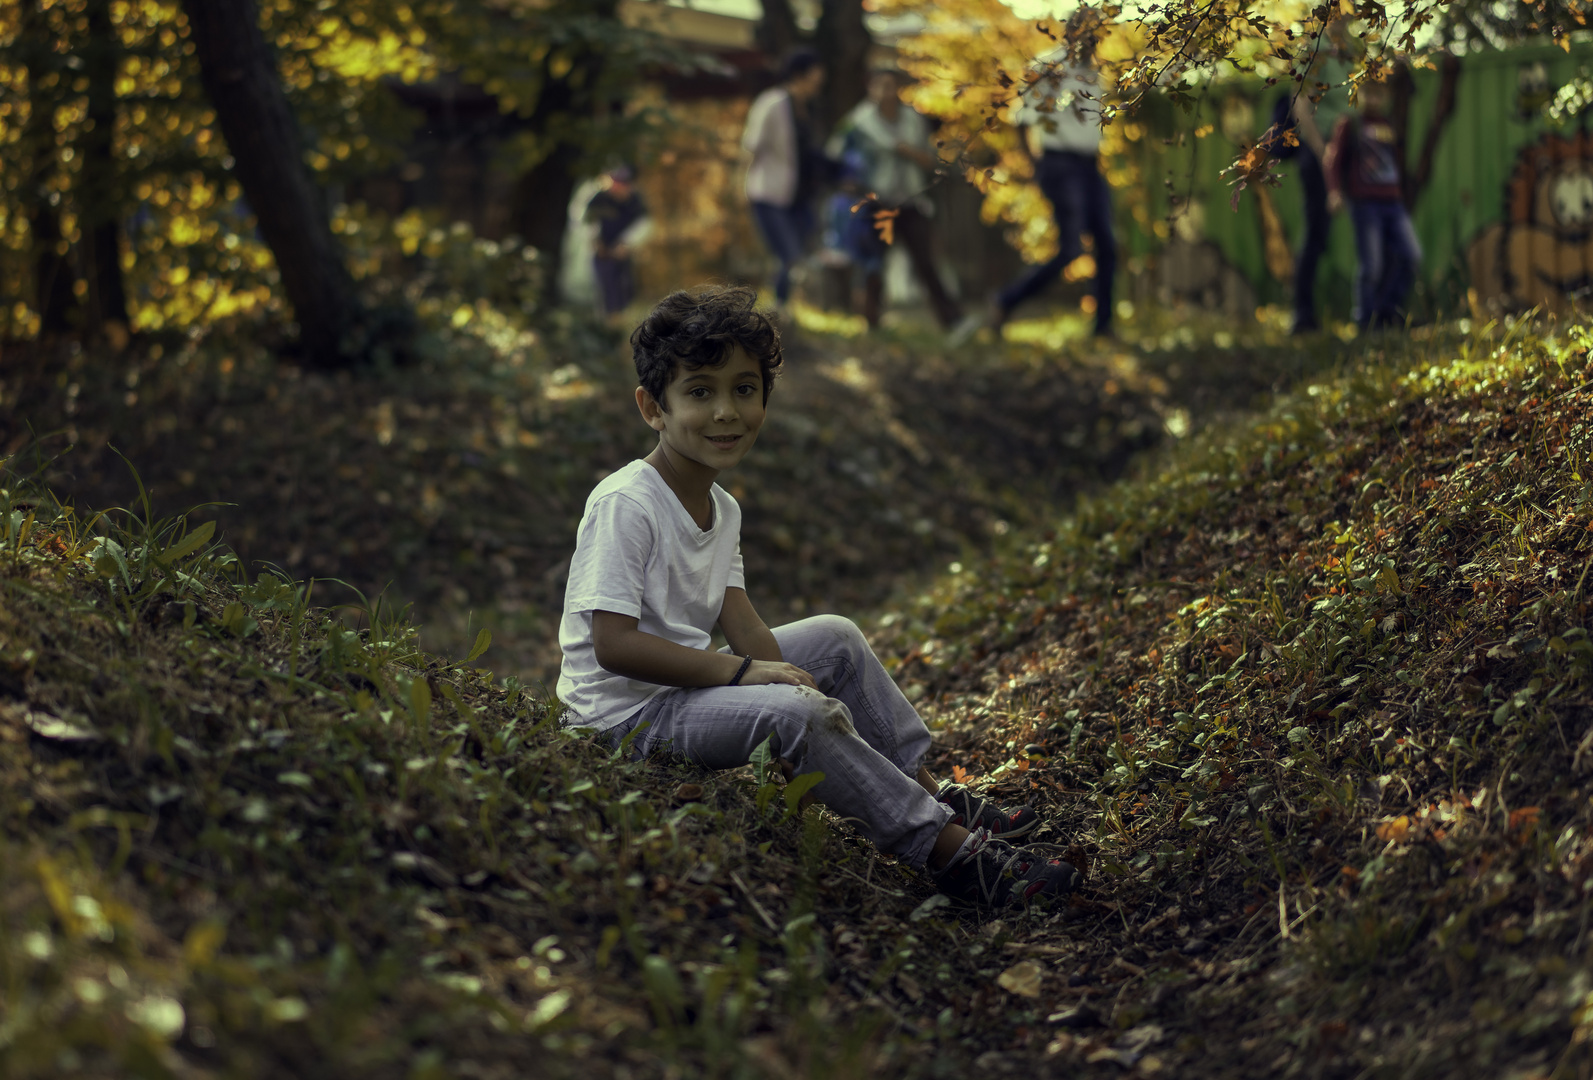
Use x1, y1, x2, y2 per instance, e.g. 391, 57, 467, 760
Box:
635, 385, 667, 431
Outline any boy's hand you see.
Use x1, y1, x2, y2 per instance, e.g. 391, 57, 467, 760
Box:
738, 660, 817, 689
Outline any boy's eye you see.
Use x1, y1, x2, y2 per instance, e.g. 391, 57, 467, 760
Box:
689, 387, 711, 399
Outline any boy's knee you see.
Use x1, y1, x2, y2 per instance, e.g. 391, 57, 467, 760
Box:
768, 684, 855, 745
809, 613, 865, 651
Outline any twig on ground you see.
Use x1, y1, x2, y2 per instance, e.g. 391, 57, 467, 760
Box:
731, 869, 780, 934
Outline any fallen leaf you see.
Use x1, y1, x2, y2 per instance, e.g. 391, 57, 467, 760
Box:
1375, 815, 1410, 843
24, 709, 99, 741
997, 960, 1043, 998
909, 893, 951, 921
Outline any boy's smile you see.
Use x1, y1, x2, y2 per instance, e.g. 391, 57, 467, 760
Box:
637, 346, 767, 498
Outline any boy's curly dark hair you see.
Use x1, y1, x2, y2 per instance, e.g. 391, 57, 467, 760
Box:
631, 285, 783, 410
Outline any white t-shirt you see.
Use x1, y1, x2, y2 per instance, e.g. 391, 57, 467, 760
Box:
1016, 55, 1102, 155
557, 460, 746, 731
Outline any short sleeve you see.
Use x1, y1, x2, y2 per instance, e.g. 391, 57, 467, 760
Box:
563, 493, 653, 618
729, 541, 745, 591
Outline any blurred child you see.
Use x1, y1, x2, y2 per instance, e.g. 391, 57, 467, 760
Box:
585, 165, 650, 318
556, 285, 1079, 908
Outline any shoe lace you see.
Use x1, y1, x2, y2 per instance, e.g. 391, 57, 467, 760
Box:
940, 783, 992, 827
962, 834, 1033, 905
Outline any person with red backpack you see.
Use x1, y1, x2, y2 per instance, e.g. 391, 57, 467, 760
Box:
1324, 78, 1422, 329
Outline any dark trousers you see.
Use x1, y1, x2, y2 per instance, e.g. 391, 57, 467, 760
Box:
593, 255, 635, 315
750, 200, 812, 303
1350, 198, 1421, 329
1294, 149, 1329, 329
996, 150, 1116, 333
862, 204, 962, 329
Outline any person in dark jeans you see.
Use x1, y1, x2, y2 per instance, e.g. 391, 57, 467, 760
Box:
1269, 93, 1330, 334
993, 150, 1115, 336
830, 69, 963, 330
742, 51, 826, 305
1325, 79, 1421, 329
951, 25, 1115, 344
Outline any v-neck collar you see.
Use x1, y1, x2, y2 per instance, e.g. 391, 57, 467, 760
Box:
640, 459, 716, 538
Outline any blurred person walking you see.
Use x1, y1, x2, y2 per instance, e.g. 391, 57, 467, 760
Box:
585, 165, 650, 318
1324, 79, 1420, 329
1268, 94, 1331, 334
952, 13, 1115, 343
1267, 30, 1352, 334
829, 70, 962, 330
742, 51, 826, 307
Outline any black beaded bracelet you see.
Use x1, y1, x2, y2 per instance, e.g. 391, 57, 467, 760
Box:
728, 654, 753, 686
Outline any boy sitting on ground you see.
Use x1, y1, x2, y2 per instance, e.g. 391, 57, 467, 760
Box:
556, 285, 1079, 907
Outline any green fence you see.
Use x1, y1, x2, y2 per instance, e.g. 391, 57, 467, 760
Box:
1116, 43, 1593, 320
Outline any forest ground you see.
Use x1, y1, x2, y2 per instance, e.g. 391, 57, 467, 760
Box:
3, 303, 1592, 1079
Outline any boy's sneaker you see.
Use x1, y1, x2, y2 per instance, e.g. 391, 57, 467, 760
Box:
933, 828, 1080, 907
935, 781, 1040, 840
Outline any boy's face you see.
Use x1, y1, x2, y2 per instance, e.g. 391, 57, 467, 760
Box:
636, 346, 766, 476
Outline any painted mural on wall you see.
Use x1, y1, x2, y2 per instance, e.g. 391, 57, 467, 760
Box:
1469, 132, 1593, 315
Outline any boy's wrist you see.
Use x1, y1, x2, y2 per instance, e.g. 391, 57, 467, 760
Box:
728, 654, 754, 686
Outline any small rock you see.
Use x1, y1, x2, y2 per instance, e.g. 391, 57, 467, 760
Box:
1181, 937, 1212, 956
673, 782, 704, 802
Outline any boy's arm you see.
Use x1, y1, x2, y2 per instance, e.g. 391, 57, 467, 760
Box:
717, 587, 782, 662
591, 606, 814, 689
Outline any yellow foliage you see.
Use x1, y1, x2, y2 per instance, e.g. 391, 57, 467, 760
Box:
880, 0, 1058, 262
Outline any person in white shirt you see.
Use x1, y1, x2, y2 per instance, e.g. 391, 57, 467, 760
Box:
741, 51, 826, 305
829, 69, 963, 330
956, 21, 1117, 341
557, 284, 1080, 909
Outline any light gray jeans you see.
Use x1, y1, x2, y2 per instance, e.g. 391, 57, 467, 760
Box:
609, 614, 953, 869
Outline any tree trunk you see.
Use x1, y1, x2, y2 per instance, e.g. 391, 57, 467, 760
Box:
22, 0, 76, 335
80, 0, 129, 336
757, 0, 802, 62
180, 0, 366, 367
1406, 54, 1461, 210
1389, 60, 1415, 199
814, 0, 871, 133
511, 141, 582, 302
506, 5, 618, 303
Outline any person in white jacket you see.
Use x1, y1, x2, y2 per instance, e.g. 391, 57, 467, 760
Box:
741, 51, 825, 305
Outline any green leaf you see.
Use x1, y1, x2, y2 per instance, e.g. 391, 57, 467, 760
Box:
155, 519, 215, 566
783, 771, 824, 816
748, 734, 774, 786
410, 677, 432, 725
465, 627, 492, 664
220, 602, 258, 639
